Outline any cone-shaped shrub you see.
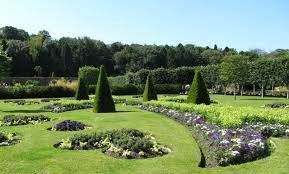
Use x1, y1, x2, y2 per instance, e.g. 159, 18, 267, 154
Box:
143, 74, 158, 102
75, 76, 89, 100
93, 65, 115, 113
187, 70, 210, 105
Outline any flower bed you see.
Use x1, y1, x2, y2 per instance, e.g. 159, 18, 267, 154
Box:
0, 132, 20, 146
43, 101, 93, 113
143, 101, 289, 128
264, 102, 289, 109
54, 128, 171, 159
49, 120, 86, 131
139, 104, 273, 166
3, 99, 40, 105
40, 98, 61, 102
0, 115, 50, 126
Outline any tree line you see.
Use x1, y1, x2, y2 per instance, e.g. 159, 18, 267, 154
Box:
0, 26, 276, 78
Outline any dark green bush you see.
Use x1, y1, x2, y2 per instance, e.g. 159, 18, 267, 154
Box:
78, 66, 99, 85
111, 84, 139, 95
143, 74, 157, 102
93, 65, 115, 113
155, 84, 182, 94
187, 70, 210, 104
0, 86, 74, 99
75, 76, 89, 100
126, 67, 195, 85
150, 68, 174, 84
172, 66, 195, 84
108, 75, 128, 86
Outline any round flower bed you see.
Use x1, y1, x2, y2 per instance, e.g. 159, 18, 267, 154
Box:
54, 128, 171, 159
49, 120, 86, 131
0, 132, 19, 146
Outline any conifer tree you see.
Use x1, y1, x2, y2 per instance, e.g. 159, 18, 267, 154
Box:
187, 70, 210, 104
93, 65, 115, 113
143, 74, 157, 102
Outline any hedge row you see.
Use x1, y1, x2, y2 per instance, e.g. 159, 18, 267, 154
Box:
89, 84, 182, 95
0, 86, 74, 99
124, 67, 195, 85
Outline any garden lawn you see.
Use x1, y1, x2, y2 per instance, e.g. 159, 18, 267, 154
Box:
0, 99, 288, 174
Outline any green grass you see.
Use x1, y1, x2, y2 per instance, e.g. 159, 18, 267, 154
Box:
0, 98, 288, 174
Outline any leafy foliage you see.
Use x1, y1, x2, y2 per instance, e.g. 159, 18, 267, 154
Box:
93, 65, 115, 113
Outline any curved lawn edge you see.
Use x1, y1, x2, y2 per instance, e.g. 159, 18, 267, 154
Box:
139, 104, 271, 167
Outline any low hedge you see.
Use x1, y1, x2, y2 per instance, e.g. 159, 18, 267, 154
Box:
0, 86, 74, 99
89, 84, 182, 95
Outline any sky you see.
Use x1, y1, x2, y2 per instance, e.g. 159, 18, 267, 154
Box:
0, 0, 288, 51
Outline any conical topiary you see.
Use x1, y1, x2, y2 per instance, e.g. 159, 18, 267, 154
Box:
187, 70, 210, 105
143, 74, 157, 102
75, 75, 89, 100
93, 65, 115, 113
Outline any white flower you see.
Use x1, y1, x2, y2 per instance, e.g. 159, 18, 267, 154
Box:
231, 150, 240, 156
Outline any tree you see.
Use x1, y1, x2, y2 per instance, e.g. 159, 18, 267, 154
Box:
75, 75, 89, 100
1, 40, 8, 51
60, 44, 73, 75
187, 70, 210, 105
250, 58, 272, 98
93, 65, 115, 113
219, 55, 249, 99
143, 74, 157, 101
0, 50, 11, 79
0, 26, 29, 41
6, 40, 33, 76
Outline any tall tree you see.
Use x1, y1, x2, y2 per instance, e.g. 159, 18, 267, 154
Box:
219, 55, 249, 99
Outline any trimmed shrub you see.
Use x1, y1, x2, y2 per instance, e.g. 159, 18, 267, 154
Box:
111, 84, 139, 95
155, 84, 182, 94
108, 75, 128, 86
173, 66, 195, 84
93, 65, 115, 113
78, 66, 99, 85
187, 70, 210, 104
126, 67, 195, 85
143, 74, 157, 101
151, 68, 174, 84
0, 86, 74, 99
75, 76, 89, 100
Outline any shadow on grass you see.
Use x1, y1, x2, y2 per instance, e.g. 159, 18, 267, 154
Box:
115, 110, 136, 113
240, 98, 282, 101
0, 109, 49, 113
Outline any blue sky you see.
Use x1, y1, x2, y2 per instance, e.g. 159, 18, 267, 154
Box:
0, 0, 288, 51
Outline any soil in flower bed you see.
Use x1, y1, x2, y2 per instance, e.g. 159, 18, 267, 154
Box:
48, 120, 86, 131
54, 128, 171, 159
0, 114, 51, 126
0, 132, 20, 146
